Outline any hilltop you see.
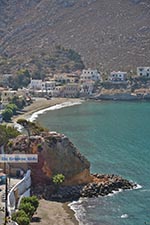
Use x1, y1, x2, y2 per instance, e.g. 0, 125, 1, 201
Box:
0, 0, 150, 74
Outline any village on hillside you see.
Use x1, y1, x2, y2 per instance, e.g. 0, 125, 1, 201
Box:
0, 66, 150, 122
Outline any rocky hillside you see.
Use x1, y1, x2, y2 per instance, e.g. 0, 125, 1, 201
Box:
0, 0, 150, 73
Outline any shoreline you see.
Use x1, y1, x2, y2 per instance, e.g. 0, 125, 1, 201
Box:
12, 97, 81, 225
30, 199, 79, 225
12, 97, 83, 123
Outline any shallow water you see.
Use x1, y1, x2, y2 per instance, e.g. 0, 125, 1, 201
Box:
37, 100, 150, 225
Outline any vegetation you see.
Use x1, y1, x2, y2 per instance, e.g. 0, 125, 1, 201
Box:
0, 46, 84, 78
0, 124, 20, 146
6, 103, 18, 115
52, 173, 65, 185
1, 95, 26, 122
11, 96, 26, 110
19, 202, 35, 219
17, 119, 48, 136
12, 196, 39, 225
2, 108, 13, 122
7, 69, 31, 90
20, 196, 39, 212
12, 209, 30, 225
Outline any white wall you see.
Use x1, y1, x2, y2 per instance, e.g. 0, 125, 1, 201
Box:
8, 170, 31, 216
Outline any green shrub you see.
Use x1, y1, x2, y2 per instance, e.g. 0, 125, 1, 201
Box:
19, 202, 35, 219
21, 196, 39, 212
15, 216, 30, 225
52, 173, 65, 185
12, 210, 30, 225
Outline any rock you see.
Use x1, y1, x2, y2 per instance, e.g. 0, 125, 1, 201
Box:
9, 132, 92, 186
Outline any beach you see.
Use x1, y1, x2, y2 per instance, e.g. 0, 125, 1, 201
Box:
12, 97, 80, 225
31, 199, 79, 225
13, 97, 81, 123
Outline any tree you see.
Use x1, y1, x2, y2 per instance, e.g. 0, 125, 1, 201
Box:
2, 108, 13, 121
6, 103, 18, 115
0, 124, 20, 146
11, 96, 26, 110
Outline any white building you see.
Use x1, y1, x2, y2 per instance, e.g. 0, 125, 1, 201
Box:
137, 67, 150, 77
28, 79, 43, 90
53, 73, 79, 84
80, 69, 101, 82
109, 71, 127, 82
42, 81, 56, 92
80, 80, 95, 96
62, 83, 79, 98
52, 86, 64, 97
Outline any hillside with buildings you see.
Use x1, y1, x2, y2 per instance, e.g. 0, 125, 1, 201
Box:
0, 0, 150, 75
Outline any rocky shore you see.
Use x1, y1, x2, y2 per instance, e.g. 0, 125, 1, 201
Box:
92, 88, 150, 101
32, 173, 136, 202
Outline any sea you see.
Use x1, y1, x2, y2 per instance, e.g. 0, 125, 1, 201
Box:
30, 99, 150, 225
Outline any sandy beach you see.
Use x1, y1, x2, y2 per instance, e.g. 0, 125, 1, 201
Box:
12, 97, 80, 225
31, 199, 79, 225
13, 97, 81, 123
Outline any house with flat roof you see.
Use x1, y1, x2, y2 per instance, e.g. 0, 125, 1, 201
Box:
137, 67, 150, 77
109, 71, 127, 82
62, 83, 79, 98
80, 69, 101, 82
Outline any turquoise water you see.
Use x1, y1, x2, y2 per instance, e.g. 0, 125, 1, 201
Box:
37, 100, 150, 225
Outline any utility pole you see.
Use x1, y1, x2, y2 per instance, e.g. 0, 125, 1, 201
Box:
4, 175, 9, 225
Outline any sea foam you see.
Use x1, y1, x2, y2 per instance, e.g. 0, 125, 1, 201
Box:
29, 100, 83, 122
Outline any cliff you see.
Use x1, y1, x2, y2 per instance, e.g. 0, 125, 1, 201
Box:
9, 132, 92, 186
5, 130, 136, 201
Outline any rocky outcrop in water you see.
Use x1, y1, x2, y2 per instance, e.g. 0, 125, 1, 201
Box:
31, 173, 136, 202
7, 131, 136, 201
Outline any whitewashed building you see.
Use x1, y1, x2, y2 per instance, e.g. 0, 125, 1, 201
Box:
80, 80, 95, 95
28, 79, 43, 90
53, 73, 79, 84
43, 81, 56, 92
62, 83, 79, 98
137, 67, 150, 77
109, 71, 127, 82
80, 69, 101, 82
52, 86, 64, 97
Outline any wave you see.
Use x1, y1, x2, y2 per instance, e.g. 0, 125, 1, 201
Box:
134, 183, 142, 190
121, 214, 128, 219
69, 199, 93, 225
29, 100, 83, 122
107, 188, 123, 197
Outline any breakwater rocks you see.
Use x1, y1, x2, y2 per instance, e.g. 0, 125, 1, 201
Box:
32, 174, 137, 202
81, 174, 136, 198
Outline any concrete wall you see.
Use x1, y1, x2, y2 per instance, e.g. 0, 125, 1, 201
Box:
8, 170, 31, 216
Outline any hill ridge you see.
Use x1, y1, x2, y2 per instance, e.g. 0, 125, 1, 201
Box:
0, 0, 150, 74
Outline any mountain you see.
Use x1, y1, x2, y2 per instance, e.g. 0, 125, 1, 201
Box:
0, 0, 150, 74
